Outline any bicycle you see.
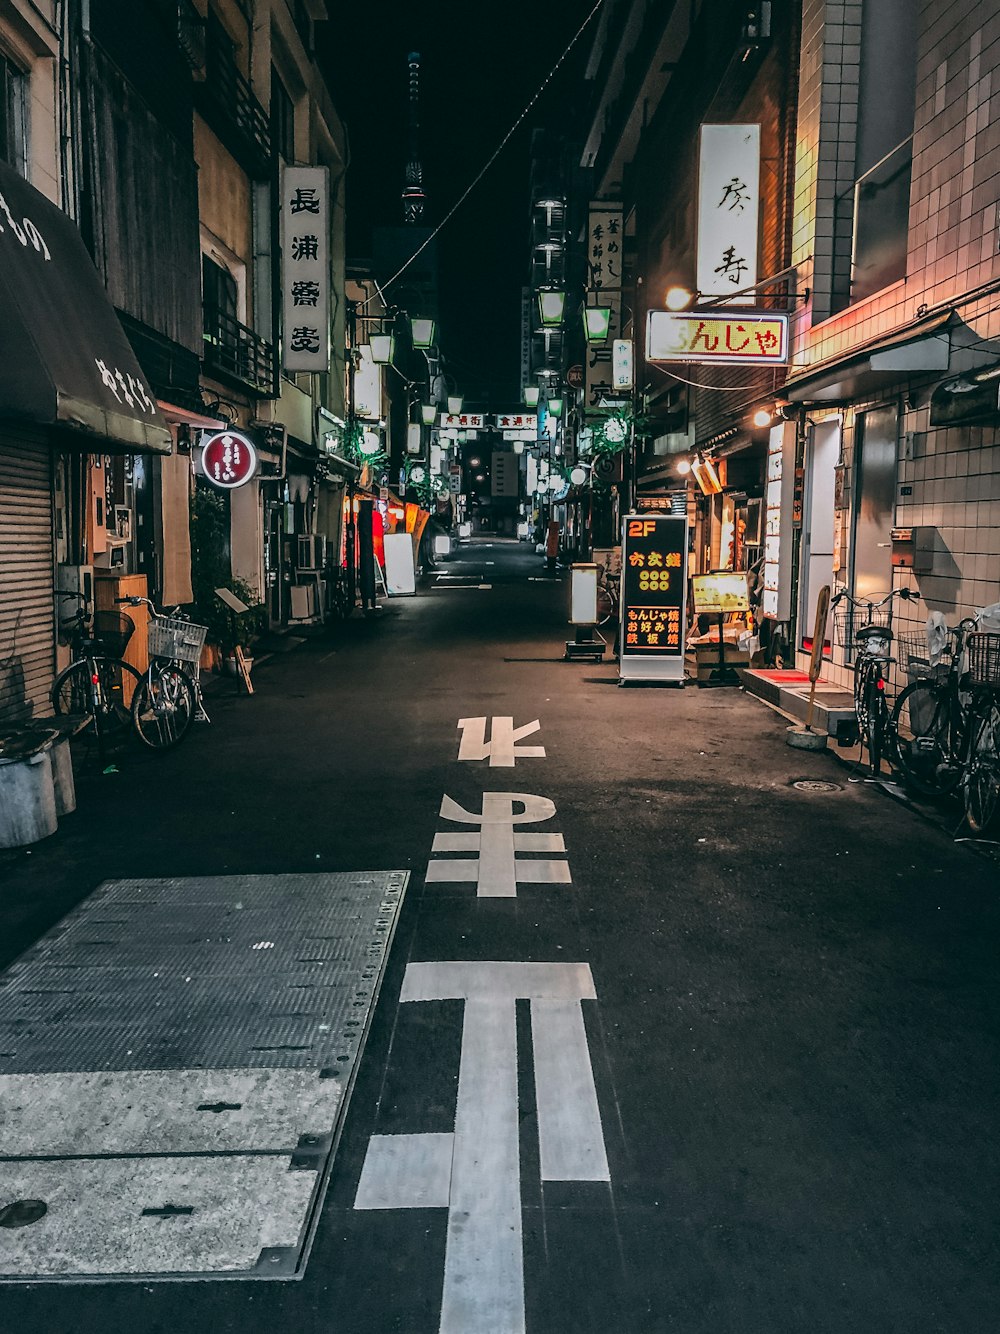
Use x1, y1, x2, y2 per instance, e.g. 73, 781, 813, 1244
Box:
831, 585, 914, 776
51, 593, 143, 745
961, 631, 1000, 834
890, 613, 980, 798
595, 562, 619, 628
116, 597, 208, 750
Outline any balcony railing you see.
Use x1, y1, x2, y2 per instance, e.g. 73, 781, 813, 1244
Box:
195, 22, 270, 177
203, 305, 277, 398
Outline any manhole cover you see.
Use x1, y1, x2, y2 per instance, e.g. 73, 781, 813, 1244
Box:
792, 779, 842, 793
0, 1200, 47, 1228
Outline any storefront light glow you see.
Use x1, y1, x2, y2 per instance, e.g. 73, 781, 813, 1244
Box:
468, 455, 481, 467
665, 285, 693, 311
570, 465, 588, 485
676, 457, 692, 475
752, 407, 772, 428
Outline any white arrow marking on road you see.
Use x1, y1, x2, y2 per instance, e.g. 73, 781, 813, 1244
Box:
456, 717, 545, 767
354, 962, 610, 1334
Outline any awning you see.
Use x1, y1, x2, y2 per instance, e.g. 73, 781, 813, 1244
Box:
784, 310, 954, 404
0, 160, 171, 454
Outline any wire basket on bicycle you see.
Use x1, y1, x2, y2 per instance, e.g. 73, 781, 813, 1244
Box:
91, 611, 135, 659
147, 616, 208, 669
894, 630, 952, 684
833, 605, 892, 650
966, 633, 1000, 691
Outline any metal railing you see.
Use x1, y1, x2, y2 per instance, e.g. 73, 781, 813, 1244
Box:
202, 304, 277, 397
195, 23, 270, 177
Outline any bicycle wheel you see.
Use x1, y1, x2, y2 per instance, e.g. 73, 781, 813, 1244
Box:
595, 582, 617, 627
891, 680, 963, 795
862, 672, 888, 774
131, 665, 196, 750
964, 699, 1000, 835
52, 657, 142, 739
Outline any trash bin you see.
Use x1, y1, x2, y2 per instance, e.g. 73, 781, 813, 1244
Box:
0, 744, 58, 848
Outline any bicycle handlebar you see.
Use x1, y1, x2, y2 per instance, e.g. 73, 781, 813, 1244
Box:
831, 586, 913, 609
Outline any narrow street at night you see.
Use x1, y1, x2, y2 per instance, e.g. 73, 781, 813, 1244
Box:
1, 542, 997, 1333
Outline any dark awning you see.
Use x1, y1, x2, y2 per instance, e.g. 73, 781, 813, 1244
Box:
783, 310, 954, 404
0, 160, 171, 454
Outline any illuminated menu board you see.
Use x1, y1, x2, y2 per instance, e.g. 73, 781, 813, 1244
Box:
619, 514, 688, 683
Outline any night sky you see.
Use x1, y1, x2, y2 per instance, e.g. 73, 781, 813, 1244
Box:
319, 0, 595, 407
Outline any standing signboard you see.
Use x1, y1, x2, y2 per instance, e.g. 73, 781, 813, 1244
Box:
619, 514, 688, 684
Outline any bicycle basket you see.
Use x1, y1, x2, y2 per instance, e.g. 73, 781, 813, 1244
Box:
833, 605, 890, 648
147, 616, 208, 664
895, 631, 950, 683
91, 610, 135, 658
966, 632, 1000, 689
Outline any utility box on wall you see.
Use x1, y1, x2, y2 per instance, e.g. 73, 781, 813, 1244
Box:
892, 526, 936, 573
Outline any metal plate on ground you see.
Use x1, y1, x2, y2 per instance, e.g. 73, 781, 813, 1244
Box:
791, 779, 842, 792
0, 871, 407, 1282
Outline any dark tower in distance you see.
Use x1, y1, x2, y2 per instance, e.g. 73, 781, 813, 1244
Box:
402, 51, 426, 224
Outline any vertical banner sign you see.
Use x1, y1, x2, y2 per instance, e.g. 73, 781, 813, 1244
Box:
762, 421, 796, 620
520, 286, 532, 396
492, 451, 519, 498
612, 338, 634, 390
354, 343, 381, 419
586, 202, 624, 411
280, 165, 330, 373
619, 514, 689, 684
696, 125, 760, 301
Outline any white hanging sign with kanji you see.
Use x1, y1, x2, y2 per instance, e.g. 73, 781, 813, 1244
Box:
696, 124, 760, 301
280, 165, 330, 373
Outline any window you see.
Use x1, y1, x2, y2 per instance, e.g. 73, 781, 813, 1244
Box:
202, 255, 238, 335
0, 53, 27, 176
271, 70, 294, 163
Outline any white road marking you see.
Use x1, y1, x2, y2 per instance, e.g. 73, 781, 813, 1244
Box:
354, 1132, 454, 1210
457, 717, 545, 767
355, 962, 609, 1334
426, 793, 570, 897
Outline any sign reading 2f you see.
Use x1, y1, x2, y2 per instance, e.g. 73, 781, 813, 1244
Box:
619, 513, 689, 684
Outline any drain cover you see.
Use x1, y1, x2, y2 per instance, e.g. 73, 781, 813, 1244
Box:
792, 779, 842, 793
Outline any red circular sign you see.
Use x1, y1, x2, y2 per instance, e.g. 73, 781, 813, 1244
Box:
201, 431, 257, 489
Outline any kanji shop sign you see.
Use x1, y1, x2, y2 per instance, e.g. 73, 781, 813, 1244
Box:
586, 202, 623, 412
496, 413, 537, 432
440, 413, 486, 429
619, 514, 688, 684
696, 124, 760, 301
646, 311, 788, 365
200, 430, 257, 489
280, 166, 330, 373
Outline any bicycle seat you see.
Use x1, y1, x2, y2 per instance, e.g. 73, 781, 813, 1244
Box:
855, 624, 894, 642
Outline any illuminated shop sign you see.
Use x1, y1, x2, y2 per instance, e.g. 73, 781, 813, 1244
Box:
619, 514, 688, 684
646, 311, 788, 365
200, 430, 257, 489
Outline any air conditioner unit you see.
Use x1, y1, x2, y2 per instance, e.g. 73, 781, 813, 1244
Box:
297, 534, 324, 570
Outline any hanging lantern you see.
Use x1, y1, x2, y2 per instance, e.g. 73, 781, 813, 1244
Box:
523, 385, 540, 408
537, 289, 566, 327
369, 332, 395, 364
410, 317, 436, 348
447, 394, 463, 415
547, 396, 564, 419
582, 305, 612, 345
420, 403, 437, 426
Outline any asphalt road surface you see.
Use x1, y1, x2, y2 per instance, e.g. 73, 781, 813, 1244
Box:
1, 537, 997, 1333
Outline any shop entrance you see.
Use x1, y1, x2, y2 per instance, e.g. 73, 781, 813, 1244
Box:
852, 405, 897, 600
799, 418, 839, 654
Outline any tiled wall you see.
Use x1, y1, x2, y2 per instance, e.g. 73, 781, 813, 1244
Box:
790, 1, 1000, 687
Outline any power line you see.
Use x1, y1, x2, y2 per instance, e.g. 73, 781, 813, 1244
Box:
363, 0, 609, 308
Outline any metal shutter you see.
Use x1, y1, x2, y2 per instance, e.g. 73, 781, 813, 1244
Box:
0, 427, 55, 720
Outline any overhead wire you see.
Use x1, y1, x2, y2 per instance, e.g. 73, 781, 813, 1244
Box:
362, 0, 610, 309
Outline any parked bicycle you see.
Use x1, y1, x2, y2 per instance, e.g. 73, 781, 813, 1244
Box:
891, 608, 1000, 833
831, 585, 915, 776
51, 593, 142, 745
116, 596, 208, 750
595, 562, 620, 628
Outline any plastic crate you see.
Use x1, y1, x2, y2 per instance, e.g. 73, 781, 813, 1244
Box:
91, 610, 135, 658
147, 616, 207, 665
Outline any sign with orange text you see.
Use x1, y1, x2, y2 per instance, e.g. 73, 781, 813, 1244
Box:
619, 514, 688, 683
646, 310, 788, 365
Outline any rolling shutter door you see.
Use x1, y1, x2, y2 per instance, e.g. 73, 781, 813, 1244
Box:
0, 427, 55, 719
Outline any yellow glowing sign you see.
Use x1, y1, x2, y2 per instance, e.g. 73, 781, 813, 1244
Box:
646, 310, 788, 365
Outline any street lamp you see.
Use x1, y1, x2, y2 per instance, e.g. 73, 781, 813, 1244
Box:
369, 332, 395, 364
447, 394, 463, 415
582, 303, 612, 345
410, 316, 436, 349
421, 403, 437, 426
523, 385, 540, 409
547, 396, 564, 419
537, 289, 566, 327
